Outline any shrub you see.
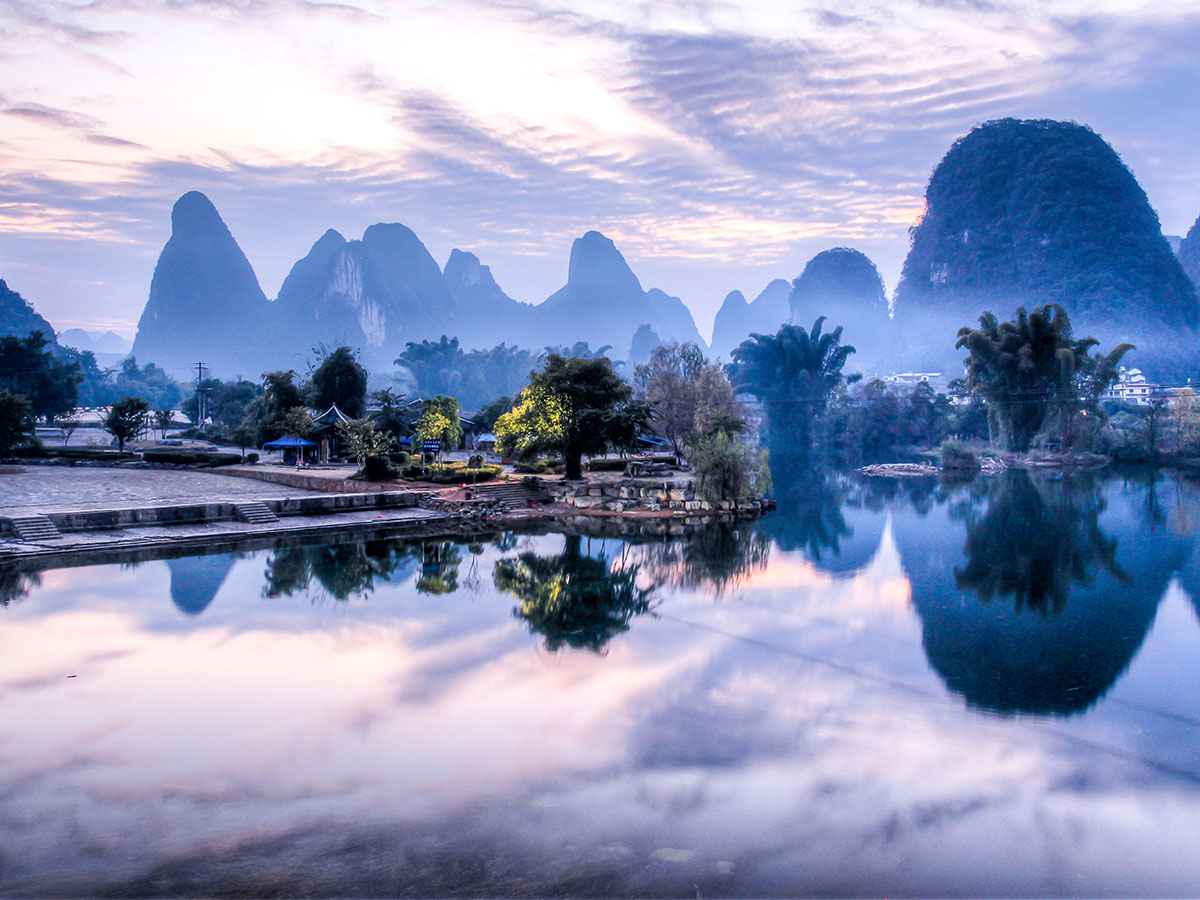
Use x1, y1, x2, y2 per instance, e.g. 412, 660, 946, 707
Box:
142, 449, 239, 466
939, 438, 980, 470
245, 452, 259, 463
402, 464, 503, 484
388, 451, 410, 466
364, 455, 399, 481
513, 461, 549, 474
54, 446, 136, 461
468, 453, 484, 468
585, 458, 629, 472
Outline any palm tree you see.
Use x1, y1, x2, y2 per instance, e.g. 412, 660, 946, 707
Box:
728, 317, 856, 447
955, 304, 1132, 451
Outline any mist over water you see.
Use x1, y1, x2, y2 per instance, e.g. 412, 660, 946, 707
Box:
4, 468, 1200, 896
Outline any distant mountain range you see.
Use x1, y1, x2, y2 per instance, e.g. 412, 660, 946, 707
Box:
8, 117, 1200, 384
130, 194, 707, 379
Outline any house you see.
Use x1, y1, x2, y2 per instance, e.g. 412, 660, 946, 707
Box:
1102, 368, 1157, 406
310, 404, 353, 461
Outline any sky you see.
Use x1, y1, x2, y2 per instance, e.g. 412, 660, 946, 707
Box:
1, 0, 1198, 343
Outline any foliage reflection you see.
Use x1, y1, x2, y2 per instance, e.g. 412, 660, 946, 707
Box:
954, 470, 1124, 614
494, 534, 655, 652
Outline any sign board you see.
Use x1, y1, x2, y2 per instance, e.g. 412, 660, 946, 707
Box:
422, 439, 442, 453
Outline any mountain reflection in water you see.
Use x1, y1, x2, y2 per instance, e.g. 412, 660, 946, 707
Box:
6, 469, 1200, 896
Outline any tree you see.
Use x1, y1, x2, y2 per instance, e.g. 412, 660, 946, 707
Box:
103, 396, 149, 451
633, 341, 708, 455
955, 304, 1132, 451
370, 388, 417, 441
57, 413, 81, 447
153, 408, 175, 439
250, 371, 307, 444
279, 405, 315, 440
340, 418, 393, 463
728, 318, 856, 449
0, 331, 79, 421
474, 395, 513, 434
414, 395, 463, 462
309, 346, 368, 418
0, 390, 34, 456
495, 354, 641, 480
107, 357, 183, 410
690, 429, 771, 502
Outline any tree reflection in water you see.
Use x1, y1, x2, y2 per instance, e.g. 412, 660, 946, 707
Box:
494, 534, 655, 652
898, 469, 1186, 716
636, 523, 770, 595
415, 542, 463, 595
955, 470, 1124, 614
263, 539, 420, 602
757, 461, 849, 561
0, 565, 38, 606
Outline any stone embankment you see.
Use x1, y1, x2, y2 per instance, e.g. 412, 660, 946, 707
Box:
541, 477, 772, 518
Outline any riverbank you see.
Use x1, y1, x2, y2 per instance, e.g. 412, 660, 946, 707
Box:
0, 465, 772, 564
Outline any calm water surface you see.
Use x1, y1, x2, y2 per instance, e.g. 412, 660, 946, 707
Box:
4, 469, 1200, 897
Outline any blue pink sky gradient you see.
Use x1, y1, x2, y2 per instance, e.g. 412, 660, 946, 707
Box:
1, 0, 1198, 340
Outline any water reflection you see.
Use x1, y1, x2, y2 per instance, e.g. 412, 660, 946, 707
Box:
894, 470, 1189, 716
168, 554, 236, 616
955, 471, 1123, 614
494, 534, 655, 652
0, 565, 38, 606
634, 522, 770, 594
7, 471, 1200, 896
263, 540, 419, 601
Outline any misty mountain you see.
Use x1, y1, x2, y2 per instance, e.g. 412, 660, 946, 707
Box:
59, 329, 132, 355
273, 223, 456, 371
131, 191, 271, 379
129, 192, 711, 377
790, 248, 891, 372
533, 231, 706, 355
710, 279, 791, 359
0, 278, 56, 342
894, 118, 1198, 375
1180, 215, 1200, 297
442, 249, 533, 347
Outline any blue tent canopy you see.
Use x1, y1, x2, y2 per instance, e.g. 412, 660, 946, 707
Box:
262, 435, 317, 448
637, 435, 670, 446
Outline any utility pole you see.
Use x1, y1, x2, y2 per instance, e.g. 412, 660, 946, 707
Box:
194, 361, 208, 429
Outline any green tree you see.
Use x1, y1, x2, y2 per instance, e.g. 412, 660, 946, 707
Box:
474, 395, 513, 434
728, 318, 856, 448
0, 331, 79, 421
153, 408, 175, 439
250, 370, 307, 444
370, 388, 417, 441
107, 357, 183, 409
279, 405, 315, 440
634, 341, 735, 456
0, 389, 34, 456
414, 395, 463, 461
103, 396, 150, 451
340, 418, 393, 463
309, 346, 368, 418
956, 304, 1132, 451
495, 354, 639, 480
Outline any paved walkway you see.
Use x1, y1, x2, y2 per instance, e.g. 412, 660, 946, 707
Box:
0, 466, 323, 514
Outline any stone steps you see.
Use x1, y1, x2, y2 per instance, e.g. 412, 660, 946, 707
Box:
469, 482, 551, 509
233, 501, 279, 524
8, 514, 62, 542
